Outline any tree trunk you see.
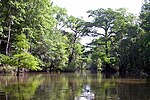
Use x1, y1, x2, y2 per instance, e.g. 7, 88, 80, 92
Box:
105, 41, 108, 56
16, 67, 20, 76
6, 22, 11, 55
68, 47, 75, 64
105, 29, 109, 56
105, 29, 110, 71
68, 34, 77, 65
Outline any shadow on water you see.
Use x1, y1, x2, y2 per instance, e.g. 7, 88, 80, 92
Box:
0, 72, 149, 100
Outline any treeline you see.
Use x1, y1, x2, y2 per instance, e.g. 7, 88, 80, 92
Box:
84, 2, 150, 76
0, 0, 150, 76
0, 0, 84, 75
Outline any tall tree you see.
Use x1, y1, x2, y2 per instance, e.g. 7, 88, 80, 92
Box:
0, 0, 27, 55
86, 8, 135, 72
65, 16, 85, 69
139, 2, 150, 75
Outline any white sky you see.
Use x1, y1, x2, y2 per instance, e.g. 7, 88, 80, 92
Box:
51, 0, 144, 45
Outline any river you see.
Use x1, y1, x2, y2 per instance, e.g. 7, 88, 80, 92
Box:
0, 72, 149, 100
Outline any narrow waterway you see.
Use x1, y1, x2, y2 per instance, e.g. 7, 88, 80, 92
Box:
0, 72, 149, 100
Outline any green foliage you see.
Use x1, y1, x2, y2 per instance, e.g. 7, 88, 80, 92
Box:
15, 33, 30, 52
0, 26, 3, 35
0, 0, 149, 75
0, 0, 84, 72
140, 2, 150, 32
103, 56, 111, 65
84, 8, 138, 72
12, 52, 41, 70
137, 2, 150, 75
53, 5, 68, 30
0, 54, 11, 65
0, 33, 41, 72
75, 43, 83, 55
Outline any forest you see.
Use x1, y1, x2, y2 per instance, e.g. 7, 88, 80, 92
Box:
0, 0, 150, 76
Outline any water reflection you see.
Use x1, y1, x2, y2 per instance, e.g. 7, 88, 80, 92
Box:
0, 72, 149, 100
0, 74, 43, 100
75, 85, 95, 100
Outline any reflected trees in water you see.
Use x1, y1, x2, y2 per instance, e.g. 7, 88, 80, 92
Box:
0, 74, 43, 100
0, 73, 149, 100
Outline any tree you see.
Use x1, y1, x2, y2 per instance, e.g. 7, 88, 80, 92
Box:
64, 16, 85, 69
117, 24, 143, 76
86, 8, 135, 72
0, 0, 27, 55
139, 2, 150, 75
12, 34, 41, 76
0, 0, 84, 73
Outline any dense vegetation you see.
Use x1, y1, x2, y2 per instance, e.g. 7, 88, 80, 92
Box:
0, 0, 149, 76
